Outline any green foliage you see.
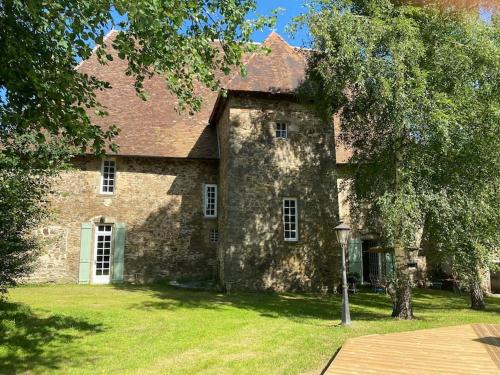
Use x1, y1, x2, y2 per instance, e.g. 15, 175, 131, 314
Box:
299, 1, 499, 294
299, 0, 436, 249
426, 187, 500, 289
0, 0, 275, 155
0, 136, 73, 295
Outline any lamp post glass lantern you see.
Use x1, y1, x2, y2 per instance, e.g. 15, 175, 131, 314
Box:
334, 222, 352, 325
335, 222, 351, 247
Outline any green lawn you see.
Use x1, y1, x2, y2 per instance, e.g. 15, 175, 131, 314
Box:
1, 284, 499, 374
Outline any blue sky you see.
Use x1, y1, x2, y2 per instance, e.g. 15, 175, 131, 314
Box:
107, 1, 309, 47
251, 1, 493, 43
251, 0, 309, 46
106, 1, 491, 48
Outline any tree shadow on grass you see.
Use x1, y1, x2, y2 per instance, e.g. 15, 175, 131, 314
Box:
0, 301, 103, 374
413, 288, 500, 313
115, 283, 500, 324
114, 283, 393, 322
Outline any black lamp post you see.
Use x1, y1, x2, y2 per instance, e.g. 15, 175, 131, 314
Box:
334, 222, 352, 325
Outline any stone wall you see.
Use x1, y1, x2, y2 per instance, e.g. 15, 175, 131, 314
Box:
28, 156, 219, 284
29, 226, 71, 283
217, 95, 341, 292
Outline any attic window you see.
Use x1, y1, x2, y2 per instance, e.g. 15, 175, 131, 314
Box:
275, 123, 288, 139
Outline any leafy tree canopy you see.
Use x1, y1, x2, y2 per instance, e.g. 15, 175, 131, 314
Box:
0, 0, 275, 154
0, 0, 274, 296
298, 0, 499, 316
0, 134, 74, 295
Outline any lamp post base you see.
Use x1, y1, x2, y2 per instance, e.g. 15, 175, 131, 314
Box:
341, 286, 351, 325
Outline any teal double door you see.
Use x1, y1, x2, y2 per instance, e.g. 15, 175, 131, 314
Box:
347, 239, 394, 284
78, 222, 126, 284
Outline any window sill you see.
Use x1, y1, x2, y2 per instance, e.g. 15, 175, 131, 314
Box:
97, 193, 116, 197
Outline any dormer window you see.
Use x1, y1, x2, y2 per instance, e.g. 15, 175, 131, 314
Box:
275, 122, 288, 139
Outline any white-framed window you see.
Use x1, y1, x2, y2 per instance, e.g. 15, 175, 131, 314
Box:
94, 224, 113, 278
100, 159, 116, 194
283, 198, 298, 241
204, 184, 217, 218
275, 122, 288, 139
210, 229, 219, 244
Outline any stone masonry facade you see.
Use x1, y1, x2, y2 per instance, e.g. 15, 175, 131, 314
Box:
28, 31, 422, 291
29, 95, 343, 291
218, 95, 340, 291
29, 156, 219, 284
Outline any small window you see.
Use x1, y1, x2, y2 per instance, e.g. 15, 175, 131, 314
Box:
407, 262, 418, 269
210, 229, 219, 244
204, 184, 217, 218
275, 122, 288, 139
283, 198, 298, 241
100, 160, 116, 194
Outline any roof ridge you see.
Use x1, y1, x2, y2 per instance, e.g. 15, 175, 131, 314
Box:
263, 31, 307, 60
266, 30, 289, 44
225, 32, 289, 88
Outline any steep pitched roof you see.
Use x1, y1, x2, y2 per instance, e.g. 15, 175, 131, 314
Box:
78, 31, 307, 159
227, 31, 307, 93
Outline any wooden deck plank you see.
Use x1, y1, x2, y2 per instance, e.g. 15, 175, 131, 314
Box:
325, 324, 500, 375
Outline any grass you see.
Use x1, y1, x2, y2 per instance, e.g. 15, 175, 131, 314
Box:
1, 284, 499, 374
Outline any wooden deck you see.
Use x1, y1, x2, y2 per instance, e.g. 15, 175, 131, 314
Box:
325, 324, 500, 375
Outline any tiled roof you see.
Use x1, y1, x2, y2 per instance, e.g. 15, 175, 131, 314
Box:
227, 31, 307, 93
78, 31, 308, 159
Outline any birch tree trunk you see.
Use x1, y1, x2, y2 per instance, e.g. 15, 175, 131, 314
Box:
389, 142, 413, 319
389, 245, 414, 319
469, 272, 486, 310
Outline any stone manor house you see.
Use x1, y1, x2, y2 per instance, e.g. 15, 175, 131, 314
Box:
29, 32, 425, 291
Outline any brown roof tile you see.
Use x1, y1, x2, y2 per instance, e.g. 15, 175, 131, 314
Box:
78, 31, 308, 159
227, 31, 307, 93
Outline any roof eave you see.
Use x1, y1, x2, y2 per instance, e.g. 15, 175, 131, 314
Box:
208, 89, 300, 126
208, 92, 228, 126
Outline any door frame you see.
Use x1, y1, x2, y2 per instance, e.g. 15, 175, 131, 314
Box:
361, 239, 383, 284
92, 224, 114, 284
